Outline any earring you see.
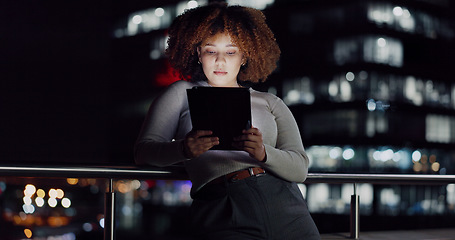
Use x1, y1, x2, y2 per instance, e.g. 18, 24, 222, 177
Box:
198, 60, 201, 64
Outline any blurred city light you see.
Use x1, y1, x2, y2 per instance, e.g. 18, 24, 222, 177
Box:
448, 184, 455, 205
334, 35, 403, 67
48, 198, 58, 208
377, 37, 387, 47
392, 6, 403, 16
155, 8, 165, 17
24, 228, 32, 238
35, 197, 45, 207
367, 99, 377, 111
99, 218, 105, 229
66, 178, 79, 185
56, 189, 64, 199
62, 198, 71, 208
83, 222, 93, 232
187, 0, 199, 9
115, 1, 208, 38
23, 196, 32, 205
36, 189, 45, 198
329, 147, 342, 159
22, 204, 35, 214
412, 150, 422, 162
132, 15, 142, 24
283, 77, 315, 105
24, 184, 36, 197
345, 72, 355, 81
227, 0, 274, 10
342, 148, 355, 160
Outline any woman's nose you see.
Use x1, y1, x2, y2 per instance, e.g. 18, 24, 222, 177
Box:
215, 54, 226, 64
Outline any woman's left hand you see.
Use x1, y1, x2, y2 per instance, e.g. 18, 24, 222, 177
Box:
233, 127, 266, 162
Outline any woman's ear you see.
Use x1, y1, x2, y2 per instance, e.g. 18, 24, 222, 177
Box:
197, 47, 202, 63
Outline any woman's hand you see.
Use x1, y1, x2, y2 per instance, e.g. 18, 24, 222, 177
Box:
183, 130, 219, 158
233, 127, 267, 162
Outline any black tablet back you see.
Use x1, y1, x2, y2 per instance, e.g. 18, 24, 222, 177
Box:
186, 87, 251, 150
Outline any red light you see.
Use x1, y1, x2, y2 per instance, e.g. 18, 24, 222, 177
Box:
155, 61, 182, 87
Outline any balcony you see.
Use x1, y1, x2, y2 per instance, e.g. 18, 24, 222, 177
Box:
1, 164, 455, 239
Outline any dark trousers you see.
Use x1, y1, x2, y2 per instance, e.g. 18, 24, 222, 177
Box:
190, 173, 320, 240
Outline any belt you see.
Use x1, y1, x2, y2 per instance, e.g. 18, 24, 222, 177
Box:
208, 167, 266, 185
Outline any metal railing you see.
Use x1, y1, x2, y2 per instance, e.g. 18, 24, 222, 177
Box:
1, 164, 455, 239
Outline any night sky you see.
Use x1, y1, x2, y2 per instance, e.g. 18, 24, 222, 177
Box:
1, 1, 129, 165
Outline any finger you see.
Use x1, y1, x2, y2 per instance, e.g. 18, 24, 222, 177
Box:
187, 130, 212, 139
188, 143, 218, 158
193, 130, 214, 138
243, 127, 262, 135
200, 140, 219, 149
195, 137, 218, 149
200, 136, 219, 143
192, 136, 218, 146
234, 133, 261, 142
194, 136, 219, 149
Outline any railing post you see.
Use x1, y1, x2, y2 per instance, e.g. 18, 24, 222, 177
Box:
104, 178, 115, 240
350, 183, 360, 239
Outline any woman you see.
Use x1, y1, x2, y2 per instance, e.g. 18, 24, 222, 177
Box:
135, 3, 320, 239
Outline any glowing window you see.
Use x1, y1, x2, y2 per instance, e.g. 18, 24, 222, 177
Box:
227, 0, 274, 10
283, 77, 315, 105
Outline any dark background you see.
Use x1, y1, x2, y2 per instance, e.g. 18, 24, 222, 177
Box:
1, 1, 455, 239
2, 0, 132, 165
1, 0, 455, 166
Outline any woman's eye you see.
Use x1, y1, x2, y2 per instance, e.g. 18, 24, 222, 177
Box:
227, 51, 236, 55
205, 50, 216, 54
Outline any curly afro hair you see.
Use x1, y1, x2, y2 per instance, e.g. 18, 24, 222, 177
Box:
165, 2, 281, 83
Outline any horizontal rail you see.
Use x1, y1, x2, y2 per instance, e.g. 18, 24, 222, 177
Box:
0, 164, 188, 179
2, 164, 454, 240
304, 173, 455, 184
1, 165, 455, 184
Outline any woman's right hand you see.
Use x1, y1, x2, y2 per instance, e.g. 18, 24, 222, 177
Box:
183, 130, 219, 158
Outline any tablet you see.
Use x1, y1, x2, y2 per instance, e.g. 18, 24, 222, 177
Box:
186, 86, 251, 150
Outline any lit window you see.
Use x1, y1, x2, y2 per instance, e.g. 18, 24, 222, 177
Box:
367, 2, 415, 33
283, 77, 315, 105
363, 36, 403, 67
367, 2, 455, 39
404, 76, 423, 106
176, 0, 208, 15
115, 2, 213, 38
149, 35, 168, 60
380, 188, 400, 209
447, 184, 455, 205
334, 35, 403, 67
452, 85, 455, 108
426, 114, 452, 143
227, 0, 274, 10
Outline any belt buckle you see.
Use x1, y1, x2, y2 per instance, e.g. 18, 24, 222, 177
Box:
249, 167, 265, 177
248, 167, 255, 176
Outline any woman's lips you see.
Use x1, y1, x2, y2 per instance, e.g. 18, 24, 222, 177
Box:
214, 71, 227, 75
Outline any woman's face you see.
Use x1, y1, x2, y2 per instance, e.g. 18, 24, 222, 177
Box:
198, 33, 243, 87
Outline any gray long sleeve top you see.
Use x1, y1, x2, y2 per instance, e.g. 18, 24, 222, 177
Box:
135, 80, 309, 195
